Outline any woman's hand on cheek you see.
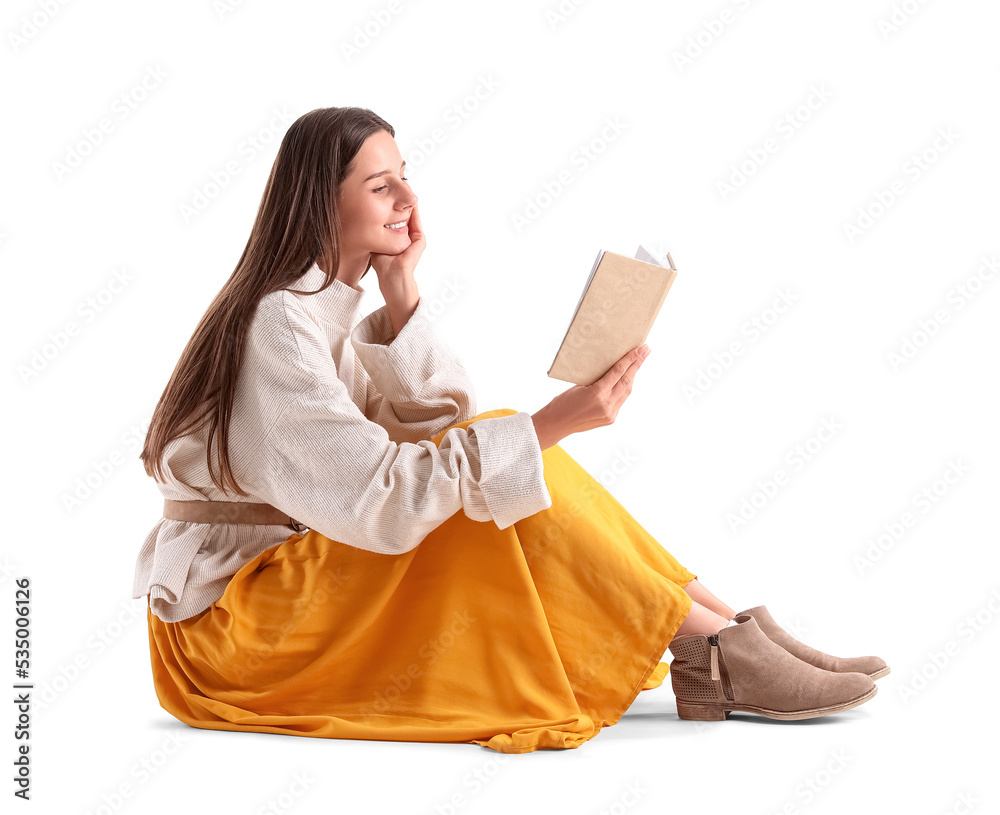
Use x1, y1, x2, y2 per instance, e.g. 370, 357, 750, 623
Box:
370, 203, 426, 285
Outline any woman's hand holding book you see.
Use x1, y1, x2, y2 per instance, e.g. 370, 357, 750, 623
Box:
531, 344, 651, 451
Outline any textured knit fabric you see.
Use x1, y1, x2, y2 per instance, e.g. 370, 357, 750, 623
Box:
146, 408, 698, 753
132, 262, 553, 623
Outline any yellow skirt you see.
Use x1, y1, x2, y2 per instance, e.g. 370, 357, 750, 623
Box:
145, 408, 697, 753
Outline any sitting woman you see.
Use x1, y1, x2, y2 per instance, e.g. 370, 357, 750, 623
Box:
133, 106, 888, 754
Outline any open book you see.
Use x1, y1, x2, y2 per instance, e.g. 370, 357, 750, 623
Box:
547, 245, 678, 386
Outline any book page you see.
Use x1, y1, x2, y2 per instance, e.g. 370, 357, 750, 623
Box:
559, 249, 604, 341
635, 244, 666, 267
570, 249, 604, 320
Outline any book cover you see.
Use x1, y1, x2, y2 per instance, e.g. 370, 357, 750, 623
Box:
547, 245, 678, 386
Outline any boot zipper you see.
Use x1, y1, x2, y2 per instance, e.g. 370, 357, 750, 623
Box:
707, 634, 721, 680
707, 634, 734, 701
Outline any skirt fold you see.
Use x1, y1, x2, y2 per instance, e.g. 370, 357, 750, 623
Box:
146, 408, 697, 753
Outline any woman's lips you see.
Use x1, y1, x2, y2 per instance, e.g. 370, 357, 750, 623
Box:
384, 221, 408, 233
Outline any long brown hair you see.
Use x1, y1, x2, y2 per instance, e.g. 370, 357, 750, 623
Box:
140, 106, 394, 495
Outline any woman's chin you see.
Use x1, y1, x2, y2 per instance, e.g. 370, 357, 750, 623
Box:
373, 238, 410, 255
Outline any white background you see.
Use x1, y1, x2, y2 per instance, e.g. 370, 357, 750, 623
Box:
3, 0, 998, 812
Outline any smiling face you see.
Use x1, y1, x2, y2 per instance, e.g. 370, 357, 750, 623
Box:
336, 129, 417, 264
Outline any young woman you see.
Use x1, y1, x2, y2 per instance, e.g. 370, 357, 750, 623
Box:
134, 106, 888, 754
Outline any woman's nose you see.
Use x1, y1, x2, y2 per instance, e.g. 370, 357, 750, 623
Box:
398, 187, 417, 209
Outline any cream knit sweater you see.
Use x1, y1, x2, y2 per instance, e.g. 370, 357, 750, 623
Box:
132, 262, 553, 623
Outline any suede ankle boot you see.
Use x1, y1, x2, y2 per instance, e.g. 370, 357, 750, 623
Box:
735, 605, 890, 680
667, 614, 877, 721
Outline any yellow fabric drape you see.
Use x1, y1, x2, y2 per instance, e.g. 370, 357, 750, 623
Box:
145, 408, 696, 753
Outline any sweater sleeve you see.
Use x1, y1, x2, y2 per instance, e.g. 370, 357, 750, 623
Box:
350, 296, 478, 444
241, 293, 552, 555
246, 379, 553, 555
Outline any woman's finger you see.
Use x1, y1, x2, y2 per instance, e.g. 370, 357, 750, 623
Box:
602, 345, 648, 385
408, 202, 424, 243
604, 346, 648, 402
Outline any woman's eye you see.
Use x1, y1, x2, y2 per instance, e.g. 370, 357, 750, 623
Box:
373, 176, 409, 193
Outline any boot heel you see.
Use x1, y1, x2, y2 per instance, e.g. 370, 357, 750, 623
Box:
676, 700, 729, 721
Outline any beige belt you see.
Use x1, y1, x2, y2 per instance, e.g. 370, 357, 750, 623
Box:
163, 499, 306, 531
